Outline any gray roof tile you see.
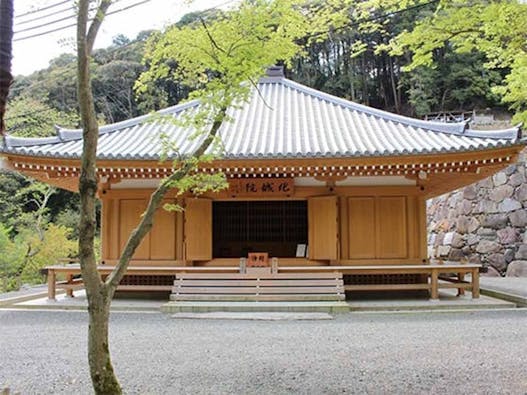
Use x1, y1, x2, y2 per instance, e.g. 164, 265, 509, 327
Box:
2, 76, 523, 160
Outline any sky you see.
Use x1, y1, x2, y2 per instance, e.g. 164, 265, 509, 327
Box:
12, 0, 234, 76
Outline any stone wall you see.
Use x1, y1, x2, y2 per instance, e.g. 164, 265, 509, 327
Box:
427, 149, 527, 276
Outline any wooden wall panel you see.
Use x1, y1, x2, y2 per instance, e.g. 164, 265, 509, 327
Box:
150, 200, 176, 260
308, 196, 338, 260
185, 198, 212, 261
348, 197, 376, 259
376, 197, 407, 258
119, 199, 150, 260
339, 197, 349, 259
175, 211, 184, 261
406, 196, 418, 259
101, 198, 110, 261
101, 199, 120, 261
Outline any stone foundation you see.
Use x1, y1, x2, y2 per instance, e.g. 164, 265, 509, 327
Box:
427, 149, 527, 276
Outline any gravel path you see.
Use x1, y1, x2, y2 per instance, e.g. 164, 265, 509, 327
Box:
1, 309, 526, 394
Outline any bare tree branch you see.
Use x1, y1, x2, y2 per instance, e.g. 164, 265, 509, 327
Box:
200, 17, 226, 54
86, 0, 113, 54
248, 76, 273, 110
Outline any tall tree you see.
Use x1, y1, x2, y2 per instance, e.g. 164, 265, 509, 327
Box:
76, 0, 310, 393
0, 0, 13, 138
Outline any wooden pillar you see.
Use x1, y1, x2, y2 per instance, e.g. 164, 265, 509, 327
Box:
472, 268, 480, 299
430, 269, 439, 300
65, 274, 74, 297
417, 196, 428, 263
457, 272, 465, 296
47, 269, 56, 300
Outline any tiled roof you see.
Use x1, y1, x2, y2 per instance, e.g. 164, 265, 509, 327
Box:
2, 76, 523, 161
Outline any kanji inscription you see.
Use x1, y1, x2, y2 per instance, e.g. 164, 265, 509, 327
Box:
228, 178, 294, 196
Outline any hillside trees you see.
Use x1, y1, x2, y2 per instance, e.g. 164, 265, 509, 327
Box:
9, 30, 153, 125
384, 0, 527, 122
8, 3, 519, 124
5, 96, 79, 137
0, 176, 78, 291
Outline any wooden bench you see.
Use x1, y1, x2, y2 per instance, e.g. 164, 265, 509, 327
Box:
278, 264, 481, 300
171, 271, 345, 302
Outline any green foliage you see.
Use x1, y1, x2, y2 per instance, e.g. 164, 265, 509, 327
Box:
8, 2, 521, 124
402, 51, 502, 116
112, 33, 131, 47
0, 223, 23, 292
54, 208, 81, 238
165, 171, 228, 197
16, 224, 77, 285
494, 53, 527, 124
6, 96, 78, 137
92, 59, 145, 122
0, 173, 80, 292
388, 0, 527, 120
0, 171, 30, 230
404, 66, 439, 116
0, 221, 77, 292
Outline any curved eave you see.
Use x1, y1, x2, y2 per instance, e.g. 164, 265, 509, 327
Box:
3, 142, 524, 169
2, 137, 524, 162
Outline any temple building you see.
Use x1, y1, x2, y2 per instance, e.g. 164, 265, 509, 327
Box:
1, 67, 524, 303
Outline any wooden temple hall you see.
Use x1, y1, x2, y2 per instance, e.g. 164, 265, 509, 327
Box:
1, 66, 525, 305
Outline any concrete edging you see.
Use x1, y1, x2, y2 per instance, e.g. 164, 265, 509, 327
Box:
480, 288, 527, 307
0, 291, 64, 307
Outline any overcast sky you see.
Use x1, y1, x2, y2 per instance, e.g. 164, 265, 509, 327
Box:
12, 0, 233, 76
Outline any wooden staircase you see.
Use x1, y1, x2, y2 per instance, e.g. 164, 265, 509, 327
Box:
161, 270, 348, 313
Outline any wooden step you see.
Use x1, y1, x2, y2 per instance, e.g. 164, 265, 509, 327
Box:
170, 271, 345, 303
175, 272, 343, 280
173, 279, 341, 287
171, 294, 345, 302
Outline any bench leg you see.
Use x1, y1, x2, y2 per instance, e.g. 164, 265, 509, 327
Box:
457, 273, 465, 296
47, 270, 56, 300
471, 268, 480, 299
430, 269, 439, 300
66, 274, 74, 297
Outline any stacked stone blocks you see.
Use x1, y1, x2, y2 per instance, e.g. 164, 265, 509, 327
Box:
428, 149, 527, 276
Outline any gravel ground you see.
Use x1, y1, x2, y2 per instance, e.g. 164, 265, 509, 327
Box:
1, 309, 526, 394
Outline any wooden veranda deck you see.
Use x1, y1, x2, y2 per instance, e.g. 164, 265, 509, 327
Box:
43, 262, 481, 301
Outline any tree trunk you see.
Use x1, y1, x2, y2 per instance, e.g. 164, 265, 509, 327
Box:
76, 1, 120, 393
0, 0, 14, 137
87, 289, 120, 394
388, 56, 400, 114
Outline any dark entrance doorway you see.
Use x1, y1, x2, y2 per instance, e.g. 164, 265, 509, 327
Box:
213, 201, 308, 258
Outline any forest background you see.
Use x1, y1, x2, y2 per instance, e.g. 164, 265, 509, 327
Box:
0, 3, 516, 291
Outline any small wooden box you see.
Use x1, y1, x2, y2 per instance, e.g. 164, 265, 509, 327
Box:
247, 252, 269, 267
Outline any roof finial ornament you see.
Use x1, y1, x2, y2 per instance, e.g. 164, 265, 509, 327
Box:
265, 65, 284, 77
